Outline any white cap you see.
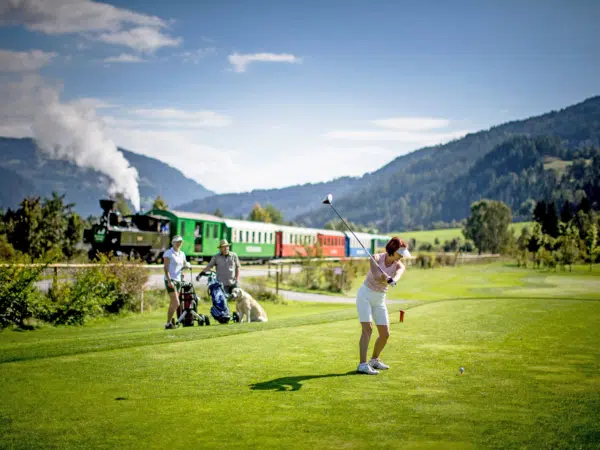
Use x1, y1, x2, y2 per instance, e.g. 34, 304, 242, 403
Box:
397, 247, 411, 258
172, 235, 183, 243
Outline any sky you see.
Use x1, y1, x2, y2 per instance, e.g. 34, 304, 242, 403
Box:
1, 0, 599, 197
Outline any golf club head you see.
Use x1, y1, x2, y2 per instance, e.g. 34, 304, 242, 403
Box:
322, 194, 333, 205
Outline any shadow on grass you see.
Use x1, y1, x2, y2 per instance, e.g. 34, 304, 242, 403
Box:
249, 370, 357, 391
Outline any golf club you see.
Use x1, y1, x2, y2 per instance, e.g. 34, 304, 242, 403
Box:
322, 193, 395, 286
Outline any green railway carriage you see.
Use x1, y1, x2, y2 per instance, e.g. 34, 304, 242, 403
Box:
222, 218, 278, 261
148, 209, 225, 262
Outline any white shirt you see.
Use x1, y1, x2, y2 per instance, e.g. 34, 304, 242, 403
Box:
163, 247, 189, 281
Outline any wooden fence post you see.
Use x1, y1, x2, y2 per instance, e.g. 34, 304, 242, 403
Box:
276, 268, 280, 295
140, 290, 144, 314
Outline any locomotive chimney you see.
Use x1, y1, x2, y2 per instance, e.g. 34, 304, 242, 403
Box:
99, 199, 116, 216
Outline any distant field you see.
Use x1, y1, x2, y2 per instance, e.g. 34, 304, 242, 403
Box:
394, 222, 534, 245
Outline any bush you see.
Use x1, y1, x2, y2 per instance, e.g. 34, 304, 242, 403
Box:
415, 254, 433, 269
36, 254, 149, 325
0, 259, 45, 329
285, 258, 369, 293
434, 253, 456, 267
37, 265, 121, 325
245, 278, 286, 304
0, 235, 17, 262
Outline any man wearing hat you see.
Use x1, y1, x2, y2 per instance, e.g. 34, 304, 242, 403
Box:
197, 238, 241, 294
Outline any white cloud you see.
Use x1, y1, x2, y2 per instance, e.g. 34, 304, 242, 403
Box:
103, 53, 145, 63
228, 52, 301, 73
0, 0, 166, 33
127, 108, 232, 127
0, 49, 57, 72
371, 117, 450, 131
325, 116, 471, 146
71, 97, 117, 109
98, 26, 181, 53
324, 129, 470, 144
0, 0, 181, 52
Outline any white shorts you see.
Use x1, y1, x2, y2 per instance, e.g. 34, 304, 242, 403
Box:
356, 283, 389, 326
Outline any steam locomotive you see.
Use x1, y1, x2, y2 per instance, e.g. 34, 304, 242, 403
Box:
83, 199, 171, 263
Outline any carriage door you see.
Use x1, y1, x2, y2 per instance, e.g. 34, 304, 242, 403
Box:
275, 231, 283, 258
194, 221, 203, 253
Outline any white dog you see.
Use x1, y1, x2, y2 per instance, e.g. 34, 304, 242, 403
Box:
230, 288, 268, 323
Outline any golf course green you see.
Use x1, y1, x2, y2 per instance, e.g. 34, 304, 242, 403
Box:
1, 263, 598, 449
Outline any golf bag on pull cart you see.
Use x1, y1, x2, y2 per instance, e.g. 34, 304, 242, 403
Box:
176, 269, 210, 327
197, 271, 240, 324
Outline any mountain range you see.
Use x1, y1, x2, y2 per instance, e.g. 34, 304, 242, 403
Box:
1, 95, 599, 229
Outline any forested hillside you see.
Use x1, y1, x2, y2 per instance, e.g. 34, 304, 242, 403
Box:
295, 96, 600, 230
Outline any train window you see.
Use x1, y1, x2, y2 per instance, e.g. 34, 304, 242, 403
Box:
214, 224, 218, 238
246, 231, 249, 242
181, 222, 186, 236
239, 230, 243, 242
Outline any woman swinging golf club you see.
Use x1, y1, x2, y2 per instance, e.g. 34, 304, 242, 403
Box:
356, 237, 410, 375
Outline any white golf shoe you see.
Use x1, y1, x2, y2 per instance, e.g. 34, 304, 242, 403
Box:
357, 362, 379, 375
369, 359, 389, 370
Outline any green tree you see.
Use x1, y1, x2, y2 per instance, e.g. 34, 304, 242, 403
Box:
264, 203, 284, 224
584, 222, 598, 272
560, 200, 573, 224
1, 193, 83, 260
557, 222, 580, 271
527, 223, 544, 268
152, 196, 168, 210
516, 226, 531, 267
247, 203, 272, 223
544, 202, 559, 238
463, 200, 513, 254
114, 193, 132, 216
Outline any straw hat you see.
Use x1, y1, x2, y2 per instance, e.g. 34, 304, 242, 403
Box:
218, 239, 230, 248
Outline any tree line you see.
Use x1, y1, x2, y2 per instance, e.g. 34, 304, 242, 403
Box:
462, 197, 599, 271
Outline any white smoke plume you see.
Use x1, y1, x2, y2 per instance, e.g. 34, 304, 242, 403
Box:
28, 78, 141, 211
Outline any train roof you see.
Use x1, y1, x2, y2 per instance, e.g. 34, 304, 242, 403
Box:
162, 210, 223, 222
222, 218, 279, 231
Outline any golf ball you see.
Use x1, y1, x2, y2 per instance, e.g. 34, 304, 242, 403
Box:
459, 367, 464, 374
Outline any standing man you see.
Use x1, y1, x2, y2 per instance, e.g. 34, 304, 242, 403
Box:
197, 239, 240, 294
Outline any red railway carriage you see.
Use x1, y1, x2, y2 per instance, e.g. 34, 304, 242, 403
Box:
275, 225, 318, 258
316, 230, 346, 257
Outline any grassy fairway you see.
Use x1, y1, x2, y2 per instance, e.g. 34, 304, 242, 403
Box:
394, 222, 533, 246
1, 265, 599, 449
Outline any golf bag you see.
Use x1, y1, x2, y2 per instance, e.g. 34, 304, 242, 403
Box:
198, 271, 239, 324
176, 270, 210, 327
